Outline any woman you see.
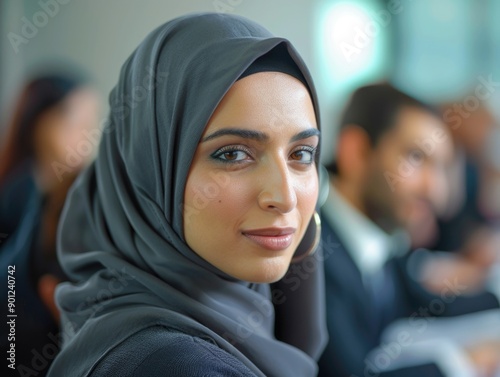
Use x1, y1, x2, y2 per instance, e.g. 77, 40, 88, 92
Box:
48, 13, 326, 377
0, 74, 99, 375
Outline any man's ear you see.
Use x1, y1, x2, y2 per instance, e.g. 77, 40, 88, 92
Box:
336, 125, 372, 181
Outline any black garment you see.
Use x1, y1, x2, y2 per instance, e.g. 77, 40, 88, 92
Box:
0, 163, 36, 240
317, 210, 499, 377
1, 170, 60, 377
91, 326, 257, 377
433, 158, 489, 252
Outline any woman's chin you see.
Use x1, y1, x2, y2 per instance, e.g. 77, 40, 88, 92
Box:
238, 257, 292, 284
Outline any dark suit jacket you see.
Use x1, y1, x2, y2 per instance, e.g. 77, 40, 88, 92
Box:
317, 210, 499, 377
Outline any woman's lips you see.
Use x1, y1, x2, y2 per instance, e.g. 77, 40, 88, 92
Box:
241, 227, 296, 251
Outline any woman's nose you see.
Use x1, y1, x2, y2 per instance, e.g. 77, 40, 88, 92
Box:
257, 158, 297, 213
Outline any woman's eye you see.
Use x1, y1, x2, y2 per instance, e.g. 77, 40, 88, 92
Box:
220, 150, 246, 161
211, 147, 251, 163
290, 147, 316, 164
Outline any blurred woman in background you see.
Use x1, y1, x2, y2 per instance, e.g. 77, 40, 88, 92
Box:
0, 74, 99, 376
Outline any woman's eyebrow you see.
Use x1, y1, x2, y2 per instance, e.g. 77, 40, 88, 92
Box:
202, 128, 269, 142
290, 128, 320, 142
201, 127, 320, 143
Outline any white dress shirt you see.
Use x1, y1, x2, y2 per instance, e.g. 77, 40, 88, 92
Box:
321, 181, 409, 284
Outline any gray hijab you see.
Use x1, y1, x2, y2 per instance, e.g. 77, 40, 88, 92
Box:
49, 13, 326, 377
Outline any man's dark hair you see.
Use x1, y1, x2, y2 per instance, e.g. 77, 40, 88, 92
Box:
327, 83, 440, 174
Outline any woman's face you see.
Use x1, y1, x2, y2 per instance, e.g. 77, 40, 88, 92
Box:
184, 72, 319, 283
34, 88, 100, 174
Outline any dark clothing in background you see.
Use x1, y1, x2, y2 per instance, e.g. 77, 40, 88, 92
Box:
433, 159, 489, 252
317, 210, 499, 377
1, 168, 60, 377
0, 164, 36, 238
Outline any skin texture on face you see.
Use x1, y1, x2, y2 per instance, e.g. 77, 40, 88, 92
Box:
183, 72, 319, 283
362, 106, 453, 232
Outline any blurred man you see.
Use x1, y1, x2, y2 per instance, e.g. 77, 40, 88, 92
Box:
318, 84, 500, 377
437, 103, 498, 250
419, 103, 500, 296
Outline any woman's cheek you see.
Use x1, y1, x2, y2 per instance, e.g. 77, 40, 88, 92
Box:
187, 169, 252, 218
296, 172, 319, 207
209, 174, 255, 211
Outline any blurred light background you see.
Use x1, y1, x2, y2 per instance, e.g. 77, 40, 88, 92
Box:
1, 0, 500, 163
